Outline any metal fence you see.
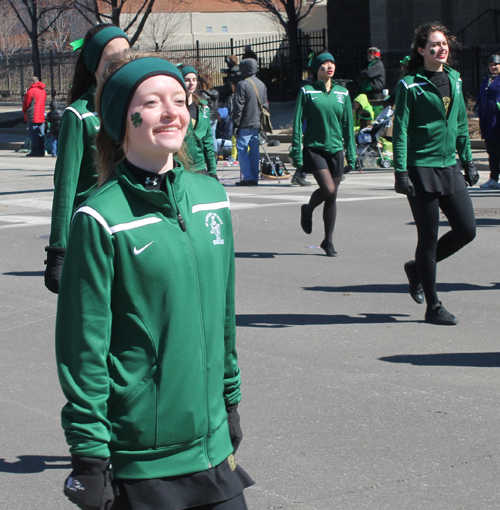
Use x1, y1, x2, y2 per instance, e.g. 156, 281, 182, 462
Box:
1, 33, 499, 103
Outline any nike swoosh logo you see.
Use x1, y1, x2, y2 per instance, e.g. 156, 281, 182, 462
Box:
133, 241, 154, 255
312, 97, 318, 101
416, 90, 424, 95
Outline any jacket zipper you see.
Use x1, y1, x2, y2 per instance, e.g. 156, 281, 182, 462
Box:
171, 186, 213, 469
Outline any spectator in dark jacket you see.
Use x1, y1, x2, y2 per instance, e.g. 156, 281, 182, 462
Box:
198, 73, 219, 152
477, 54, 500, 189
22, 76, 47, 157
232, 58, 268, 186
47, 98, 63, 157
357, 47, 386, 99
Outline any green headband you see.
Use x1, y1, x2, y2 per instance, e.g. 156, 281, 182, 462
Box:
100, 57, 187, 143
310, 53, 335, 74
83, 26, 129, 74
180, 65, 197, 78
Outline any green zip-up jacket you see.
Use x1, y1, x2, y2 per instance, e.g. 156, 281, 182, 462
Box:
185, 101, 217, 175
290, 80, 356, 168
393, 65, 472, 172
49, 88, 99, 248
56, 163, 239, 480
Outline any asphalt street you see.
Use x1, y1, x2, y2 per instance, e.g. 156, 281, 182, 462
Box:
1, 151, 500, 509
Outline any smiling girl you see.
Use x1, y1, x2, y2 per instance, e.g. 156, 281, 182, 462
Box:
56, 54, 252, 510
393, 22, 479, 325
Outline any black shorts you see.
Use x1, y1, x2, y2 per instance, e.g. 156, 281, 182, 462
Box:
303, 148, 344, 177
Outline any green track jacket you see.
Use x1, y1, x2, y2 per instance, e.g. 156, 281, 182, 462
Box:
290, 80, 356, 169
185, 101, 217, 175
56, 163, 239, 480
49, 88, 99, 248
393, 65, 472, 172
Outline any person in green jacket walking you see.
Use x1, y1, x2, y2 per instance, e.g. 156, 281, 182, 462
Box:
291, 50, 356, 257
43, 24, 130, 294
57, 54, 252, 510
393, 21, 479, 326
179, 64, 218, 178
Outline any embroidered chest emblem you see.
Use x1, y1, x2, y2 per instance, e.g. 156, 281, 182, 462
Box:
202, 106, 210, 119
456, 81, 461, 95
205, 212, 224, 245
333, 92, 345, 104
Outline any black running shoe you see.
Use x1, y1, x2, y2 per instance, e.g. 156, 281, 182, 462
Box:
301, 204, 312, 234
425, 302, 459, 325
291, 172, 312, 186
320, 240, 338, 257
404, 260, 424, 304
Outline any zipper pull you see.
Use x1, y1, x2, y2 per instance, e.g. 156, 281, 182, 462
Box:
178, 213, 186, 232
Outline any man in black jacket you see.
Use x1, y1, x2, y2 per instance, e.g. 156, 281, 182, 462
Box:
357, 47, 386, 99
232, 58, 268, 186
47, 98, 63, 157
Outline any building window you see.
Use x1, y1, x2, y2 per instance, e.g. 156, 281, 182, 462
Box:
221, 26, 228, 33
206, 26, 213, 34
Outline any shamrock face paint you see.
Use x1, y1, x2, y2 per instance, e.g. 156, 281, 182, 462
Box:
131, 112, 143, 128
430, 49, 436, 55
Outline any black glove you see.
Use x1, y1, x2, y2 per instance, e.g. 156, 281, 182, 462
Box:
233, 127, 240, 139
209, 173, 220, 181
394, 171, 415, 197
64, 456, 114, 510
462, 161, 479, 187
44, 246, 65, 294
344, 165, 353, 174
227, 404, 243, 454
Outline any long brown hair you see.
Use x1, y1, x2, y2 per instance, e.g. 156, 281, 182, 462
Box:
407, 22, 458, 73
95, 52, 191, 186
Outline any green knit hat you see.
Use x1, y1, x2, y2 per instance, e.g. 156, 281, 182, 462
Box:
309, 52, 335, 74
100, 57, 187, 143
179, 65, 198, 77
83, 26, 129, 74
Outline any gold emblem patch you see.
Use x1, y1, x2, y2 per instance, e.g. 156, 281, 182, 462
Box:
228, 454, 237, 471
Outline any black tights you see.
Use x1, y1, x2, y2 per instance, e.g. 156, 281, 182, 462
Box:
306, 169, 342, 243
408, 189, 476, 307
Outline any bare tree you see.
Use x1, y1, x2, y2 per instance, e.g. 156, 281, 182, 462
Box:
0, 0, 25, 65
227, 0, 321, 79
75, 0, 157, 46
137, 1, 189, 51
5, 0, 76, 79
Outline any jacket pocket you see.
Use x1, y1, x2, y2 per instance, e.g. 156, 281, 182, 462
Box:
109, 364, 158, 449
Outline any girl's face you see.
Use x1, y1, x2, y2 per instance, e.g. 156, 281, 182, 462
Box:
419, 31, 448, 69
184, 73, 197, 97
94, 38, 130, 82
124, 75, 189, 173
317, 60, 335, 82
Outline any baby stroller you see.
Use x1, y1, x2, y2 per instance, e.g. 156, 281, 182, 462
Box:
355, 106, 394, 170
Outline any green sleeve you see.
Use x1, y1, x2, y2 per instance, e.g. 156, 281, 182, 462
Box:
290, 90, 306, 168
456, 91, 473, 164
56, 211, 114, 459
222, 208, 241, 406
342, 94, 356, 167
201, 114, 217, 175
393, 82, 411, 172
49, 110, 85, 248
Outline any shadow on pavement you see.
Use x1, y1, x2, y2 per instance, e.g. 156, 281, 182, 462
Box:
3, 271, 44, 277
0, 188, 53, 196
379, 352, 500, 368
303, 282, 500, 294
236, 312, 416, 328
0, 455, 70, 474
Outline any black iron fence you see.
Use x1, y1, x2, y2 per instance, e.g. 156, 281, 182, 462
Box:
1, 32, 499, 103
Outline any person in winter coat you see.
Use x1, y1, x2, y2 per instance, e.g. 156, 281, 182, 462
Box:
477, 54, 500, 189
43, 24, 130, 294
352, 93, 375, 131
232, 58, 268, 186
291, 50, 356, 257
46, 98, 63, 157
179, 64, 218, 178
393, 21, 479, 326
22, 76, 47, 157
198, 73, 220, 152
357, 47, 386, 99
56, 53, 252, 510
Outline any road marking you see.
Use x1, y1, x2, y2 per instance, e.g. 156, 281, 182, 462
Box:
0, 198, 52, 210
0, 215, 51, 229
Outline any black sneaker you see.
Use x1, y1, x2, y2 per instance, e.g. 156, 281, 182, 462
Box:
291, 171, 312, 186
320, 240, 338, 257
300, 204, 312, 234
425, 302, 459, 325
235, 180, 258, 187
404, 260, 424, 304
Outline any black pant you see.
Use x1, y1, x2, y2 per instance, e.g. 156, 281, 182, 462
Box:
408, 189, 476, 307
485, 138, 500, 181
